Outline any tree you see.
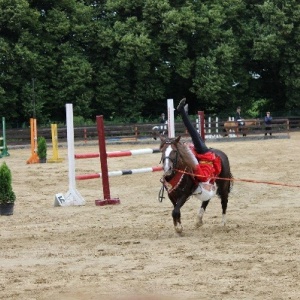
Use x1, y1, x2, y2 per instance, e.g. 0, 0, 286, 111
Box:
0, 0, 299, 124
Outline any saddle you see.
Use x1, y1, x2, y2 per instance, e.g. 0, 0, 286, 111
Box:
190, 148, 221, 183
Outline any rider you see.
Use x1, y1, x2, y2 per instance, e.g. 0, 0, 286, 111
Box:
235, 106, 245, 128
158, 113, 167, 134
159, 113, 166, 124
177, 98, 221, 201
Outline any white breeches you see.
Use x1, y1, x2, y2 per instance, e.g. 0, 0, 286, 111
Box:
193, 181, 217, 201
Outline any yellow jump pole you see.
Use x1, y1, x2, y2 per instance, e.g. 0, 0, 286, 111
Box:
48, 123, 63, 163
26, 118, 39, 164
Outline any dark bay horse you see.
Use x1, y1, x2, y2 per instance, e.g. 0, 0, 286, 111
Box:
223, 119, 259, 137
159, 136, 233, 233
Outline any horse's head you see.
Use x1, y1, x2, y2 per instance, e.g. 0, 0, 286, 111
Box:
159, 136, 182, 177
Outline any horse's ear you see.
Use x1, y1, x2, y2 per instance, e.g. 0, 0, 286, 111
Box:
159, 135, 166, 150
175, 136, 181, 143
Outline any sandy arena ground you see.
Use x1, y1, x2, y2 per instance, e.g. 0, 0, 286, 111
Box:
0, 132, 300, 300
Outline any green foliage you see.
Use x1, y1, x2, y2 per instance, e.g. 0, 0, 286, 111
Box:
73, 116, 95, 126
246, 98, 270, 118
0, 0, 300, 124
37, 136, 47, 161
0, 162, 16, 204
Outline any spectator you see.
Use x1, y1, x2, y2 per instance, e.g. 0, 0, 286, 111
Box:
159, 113, 166, 124
158, 113, 167, 135
264, 111, 272, 136
235, 106, 245, 127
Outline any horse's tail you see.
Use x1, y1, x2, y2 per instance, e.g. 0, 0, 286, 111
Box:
210, 148, 233, 196
220, 161, 233, 195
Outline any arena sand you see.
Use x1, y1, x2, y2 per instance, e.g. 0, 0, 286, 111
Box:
0, 132, 300, 300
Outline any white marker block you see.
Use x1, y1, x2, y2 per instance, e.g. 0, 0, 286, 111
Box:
54, 193, 66, 206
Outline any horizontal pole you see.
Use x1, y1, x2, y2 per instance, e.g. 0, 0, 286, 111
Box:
76, 166, 163, 180
75, 152, 99, 159
75, 148, 160, 159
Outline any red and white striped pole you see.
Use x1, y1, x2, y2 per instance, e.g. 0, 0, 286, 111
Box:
75, 148, 160, 159
76, 166, 163, 180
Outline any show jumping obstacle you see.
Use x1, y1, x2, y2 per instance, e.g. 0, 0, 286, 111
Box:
47, 124, 63, 163
26, 118, 39, 164
55, 101, 207, 207
0, 117, 9, 158
75, 148, 160, 159
76, 162, 162, 180
167, 98, 175, 138
55, 103, 164, 207
26, 119, 63, 164
198, 111, 205, 140
77, 116, 163, 205
55, 104, 85, 207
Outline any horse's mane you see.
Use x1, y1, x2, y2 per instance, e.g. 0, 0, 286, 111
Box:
176, 141, 198, 170
160, 136, 198, 170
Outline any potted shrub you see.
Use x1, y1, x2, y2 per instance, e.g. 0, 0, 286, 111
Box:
37, 136, 47, 163
0, 161, 16, 216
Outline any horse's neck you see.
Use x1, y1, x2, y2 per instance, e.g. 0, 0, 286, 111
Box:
175, 159, 193, 175
178, 144, 198, 169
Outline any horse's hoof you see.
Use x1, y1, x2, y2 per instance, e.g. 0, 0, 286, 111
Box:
195, 219, 203, 228
222, 214, 226, 226
175, 224, 183, 233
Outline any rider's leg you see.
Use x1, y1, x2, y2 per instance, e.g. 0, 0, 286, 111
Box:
177, 98, 209, 154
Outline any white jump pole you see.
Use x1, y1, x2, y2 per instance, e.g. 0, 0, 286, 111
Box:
54, 103, 85, 207
207, 116, 212, 138
167, 99, 175, 138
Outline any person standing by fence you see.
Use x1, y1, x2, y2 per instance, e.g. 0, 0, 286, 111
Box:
235, 106, 245, 127
158, 113, 167, 135
264, 111, 272, 136
159, 113, 166, 124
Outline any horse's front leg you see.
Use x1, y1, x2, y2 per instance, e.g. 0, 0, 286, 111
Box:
171, 195, 188, 234
196, 200, 210, 227
172, 203, 183, 233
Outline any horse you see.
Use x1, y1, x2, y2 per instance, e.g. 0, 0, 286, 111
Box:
159, 136, 233, 233
223, 119, 259, 137
152, 121, 168, 140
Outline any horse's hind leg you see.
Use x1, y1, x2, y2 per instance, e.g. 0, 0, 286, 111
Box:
220, 195, 228, 226
196, 200, 210, 227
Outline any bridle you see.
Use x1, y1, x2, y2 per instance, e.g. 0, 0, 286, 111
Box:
160, 141, 179, 176
158, 138, 197, 201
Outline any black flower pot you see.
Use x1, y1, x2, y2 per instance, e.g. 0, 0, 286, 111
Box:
0, 203, 15, 215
